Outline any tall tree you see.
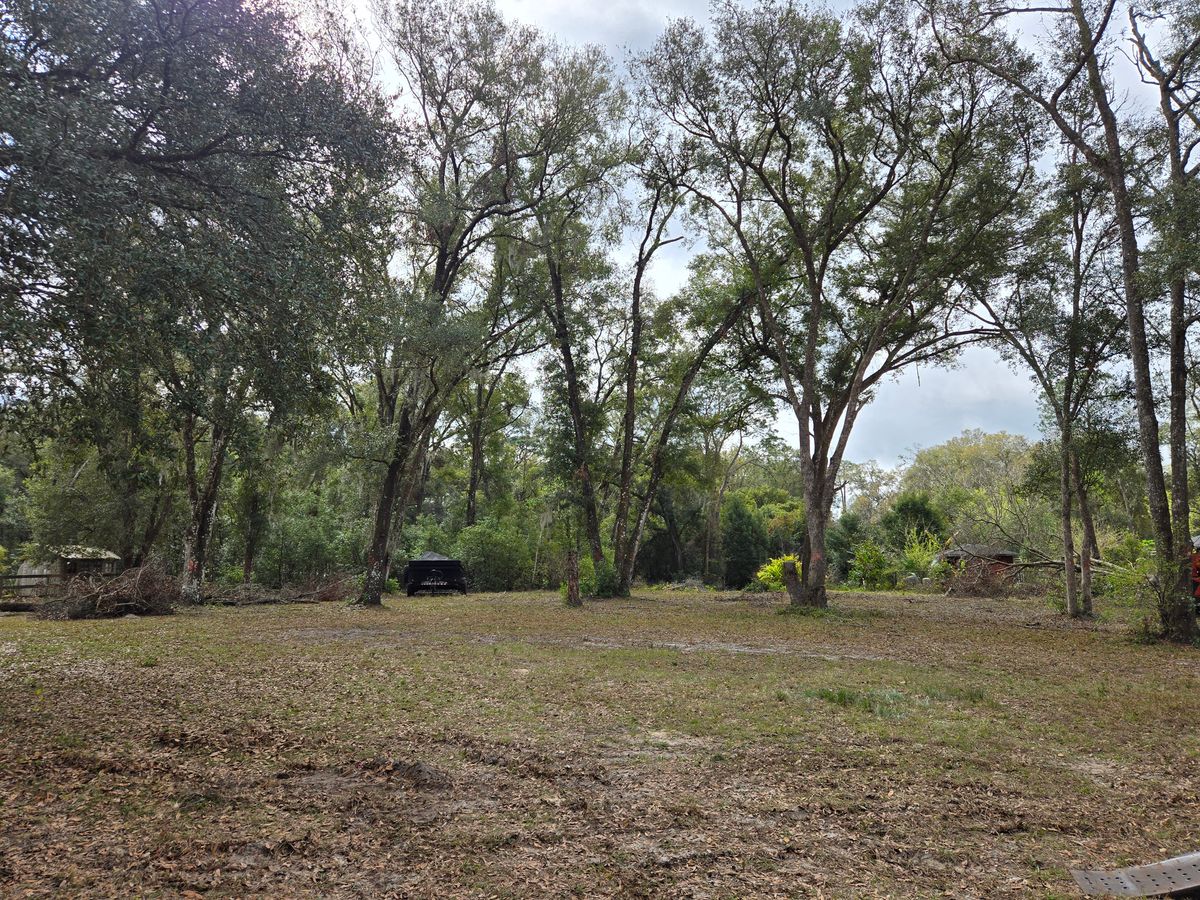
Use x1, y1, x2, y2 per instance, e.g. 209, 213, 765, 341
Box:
0, 0, 391, 601
352, 0, 550, 606
521, 43, 629, 575
640, 0, 1036, 606
934, 0, 1198, 640
970, 163, 1126, 615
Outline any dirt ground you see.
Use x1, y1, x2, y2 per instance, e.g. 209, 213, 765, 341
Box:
1, 589, 1198, 898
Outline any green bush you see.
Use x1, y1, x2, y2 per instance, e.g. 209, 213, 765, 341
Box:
559, 552, 618, 599
847, 539, 895, 590
754, 554, 800, 592
1099, 535, 1158, 612
897, 528, 942, 578
880, 492, 946, 549
827, 513, 867, 581
454, 520, 532, 592
591, 555, 619, 598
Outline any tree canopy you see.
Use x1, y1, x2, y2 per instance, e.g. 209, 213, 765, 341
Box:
1, 0, 1198, 641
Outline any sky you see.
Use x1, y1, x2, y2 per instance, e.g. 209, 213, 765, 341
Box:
484, 0, 1045, 466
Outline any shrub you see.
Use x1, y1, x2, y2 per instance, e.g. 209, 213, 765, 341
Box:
1098, 536, 1158, 612
454, 520, 531, 592
559, 552, 618, 599
827, 513, 867, 581
897, 528, 942, 578
754, 554, 800, 592
929, 559, 952, 585
591, 555, 619, 598
847, 540, 895, 590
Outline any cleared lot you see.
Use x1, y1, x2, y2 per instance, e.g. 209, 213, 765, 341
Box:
1, 590, 1198, 897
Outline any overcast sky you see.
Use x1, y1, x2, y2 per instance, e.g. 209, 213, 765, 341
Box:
484, 0, 1046, 466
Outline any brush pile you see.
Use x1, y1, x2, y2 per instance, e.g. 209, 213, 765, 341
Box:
205, 575, 355, 606
40, 565, 180, 619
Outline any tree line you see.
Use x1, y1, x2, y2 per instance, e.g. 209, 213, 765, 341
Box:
0, 0, 1197, 638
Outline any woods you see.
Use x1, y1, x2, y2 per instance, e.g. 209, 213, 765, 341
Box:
1, 0, 1198, 639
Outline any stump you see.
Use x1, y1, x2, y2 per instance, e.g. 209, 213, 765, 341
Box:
782, 560, 803, 607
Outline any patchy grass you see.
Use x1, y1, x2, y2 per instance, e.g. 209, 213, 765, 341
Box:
1, 589, 1199, 897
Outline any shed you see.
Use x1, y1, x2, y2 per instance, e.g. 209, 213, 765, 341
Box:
14, 546, 122, 595
937, 544, 1017, 576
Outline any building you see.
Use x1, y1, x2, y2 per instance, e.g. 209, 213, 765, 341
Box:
13, 547, 122, 595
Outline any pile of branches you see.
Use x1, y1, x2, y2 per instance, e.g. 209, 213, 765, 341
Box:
205, 575, 355, 606
310, 576, 355, 603
39, 565, 180, 620
944, 565, 1017, 598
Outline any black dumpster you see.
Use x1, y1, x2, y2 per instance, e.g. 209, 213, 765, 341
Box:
402, 552, 467, 596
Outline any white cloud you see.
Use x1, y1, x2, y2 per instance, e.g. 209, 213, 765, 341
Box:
774, 347, 1043, 467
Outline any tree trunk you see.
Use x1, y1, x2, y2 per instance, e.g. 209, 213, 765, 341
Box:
465, 381, 485, 527
611, 249, 646, 593
1071, 450, 1098, 614
1059, 433, 1080, 617
565, 549, 581, 608
242, 488, 261, 584
799, 503, 830, 608
180, 422, 229, 605
357, 406, 417, 607
1074, 0, 1192, 641
360, 459, 400, 607
782, 559, 803, 606
408, 443, 432, 524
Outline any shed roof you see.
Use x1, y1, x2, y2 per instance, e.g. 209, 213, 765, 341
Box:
53, 545, 120, 561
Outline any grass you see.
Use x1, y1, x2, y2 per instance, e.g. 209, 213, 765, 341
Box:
1, 588, 1198, 897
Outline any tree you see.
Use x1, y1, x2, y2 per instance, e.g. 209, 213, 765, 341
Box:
721, 493, 768, 588
1, 0, 391, 601
351, 0, 550, 606
933, 0, 1197, 639
640, 0, 1036, 607
605, 257, 753, 595
450, 366, 534, 528
522, 42, 628, 575
901, 430, 1058, 555
880, 492, 947, 550
969, 162, 1125, 616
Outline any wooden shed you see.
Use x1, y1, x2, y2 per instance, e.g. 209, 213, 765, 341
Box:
13, 546, 122, 595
